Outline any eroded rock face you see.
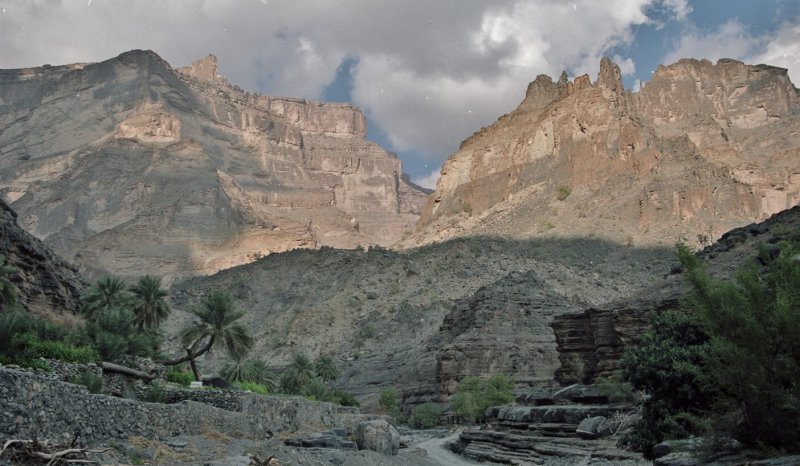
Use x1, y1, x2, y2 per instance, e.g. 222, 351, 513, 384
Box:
409, 58, 800, 249
0, 199, 84, 315
0, 50, 426, 282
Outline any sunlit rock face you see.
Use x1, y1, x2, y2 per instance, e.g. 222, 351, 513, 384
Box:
409, 57, 800, 249
0, 51, 427, 282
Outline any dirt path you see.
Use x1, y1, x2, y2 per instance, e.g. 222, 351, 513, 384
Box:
414, 434, 503, 466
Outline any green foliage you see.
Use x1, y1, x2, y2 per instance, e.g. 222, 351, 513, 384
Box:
166, 366, 194, 387
280, 353, 316, 394
594, 376, 636, 403
180, 291, 253, 360
621, 242, 800, 456
237, 381, 269, 395
143, 382, 167, 403
82, 276, 131, 320
450, 375, 515, 423
79, 307, 159, 362
69, 370, 103, 394
331, 390, 360, 407
314, 354, 339, 382
301, 377, 332, 402
0, 254, 18, 311
243, 358, 277, 391
408, 403, 443, 429
22, 336, 98, 363
220, 354, 254, 383
129, 275, 170, 331
379, 388, 400, 418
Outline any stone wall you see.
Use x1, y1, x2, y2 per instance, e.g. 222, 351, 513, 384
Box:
0, 366, 361, 446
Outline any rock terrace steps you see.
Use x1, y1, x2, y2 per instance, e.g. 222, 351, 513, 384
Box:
450, 384, 645, 465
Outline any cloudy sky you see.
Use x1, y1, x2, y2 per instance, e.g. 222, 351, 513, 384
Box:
1, 1, 799, 188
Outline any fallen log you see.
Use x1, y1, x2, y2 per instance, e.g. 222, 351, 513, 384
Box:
98, 362, 157, 381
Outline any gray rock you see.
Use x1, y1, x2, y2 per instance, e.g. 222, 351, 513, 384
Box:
576, 416, 606, 439
652, 441, 672, 458
355, 419, 399, 456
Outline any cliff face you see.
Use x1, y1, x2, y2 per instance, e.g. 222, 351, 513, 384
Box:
0, 51, 426, 282
410, 58, 800, 248
0, 199, 84, 315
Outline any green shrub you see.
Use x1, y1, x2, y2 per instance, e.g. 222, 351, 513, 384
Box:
23, 336, 99, 363
70, 370, 103, 394
409, 403, 443, 429
556, 185, 571, 201
621, 242, 800, 456
143, 382, 167, 403
332, 390, 360, 407
237, 381, 269, 395
166, 367, 194, 386
379, 388, 400, 418
301, 377, 332, 402
450, 375, 515, 423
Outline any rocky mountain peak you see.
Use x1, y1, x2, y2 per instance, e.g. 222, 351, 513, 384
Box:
0, 50, 427, 282
176, 53, 225, 84
407, 56, 800, 250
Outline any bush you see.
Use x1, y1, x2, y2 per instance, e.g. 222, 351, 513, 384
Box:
301, 377, 332, 402
332, 390, 360, 407
450, 374, 515, 423
620, 242, 800, 456
166, 367, 194, 386
143, 382, 167, 403
23, 336, 99, 363
70, 370, 103, 394
379, 388, 400, 418
556, 185, 572, 201
237, 381, 269, 395
409, 403, 443, 429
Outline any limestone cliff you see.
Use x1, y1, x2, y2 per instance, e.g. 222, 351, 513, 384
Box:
0, 199, 84, 315
410, 58, 800, 248
0, 51, 426, 282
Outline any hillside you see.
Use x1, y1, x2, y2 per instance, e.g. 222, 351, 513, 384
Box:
0, 51, 427, 283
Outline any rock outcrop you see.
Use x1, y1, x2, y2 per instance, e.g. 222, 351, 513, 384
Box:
552, 204, 800, 384
0, 50, 427, 282
409, 58, 800, 249
0, 198, 84, 315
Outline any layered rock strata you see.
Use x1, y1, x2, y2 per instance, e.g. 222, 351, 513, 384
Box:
0, 51, 427, 282
0, 198, 84, 314
410, 58, 800, 248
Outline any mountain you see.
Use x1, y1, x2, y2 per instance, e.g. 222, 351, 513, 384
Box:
0, 51, 427, 282
0, 198, 84, 315
408, 58, 800, 248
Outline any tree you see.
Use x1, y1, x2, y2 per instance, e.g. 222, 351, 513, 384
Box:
378, 387, 400, 418
245, 358, 277, 391
220, 353, 255, 383
280, 353, 316, 394
82, 276, 131, 319
314, 354, 339, 381
129, 275, 170, 331
163, 291, 253, 381
0, 254, 18, 311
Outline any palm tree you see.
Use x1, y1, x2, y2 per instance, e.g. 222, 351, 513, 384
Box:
245, 358, 277, 391
314, 354, 339, 382
220, 353, 254, 383
160, 291, 253, 381
130, 275, 170, 331
280, 353, 315, 394
82, 276, 130, 319
0, 254, 18, 311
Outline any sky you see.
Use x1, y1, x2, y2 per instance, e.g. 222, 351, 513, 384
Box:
1, 1, 799, 189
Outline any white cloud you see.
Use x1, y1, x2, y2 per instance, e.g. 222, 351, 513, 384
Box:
0, 0, 696, 171
662, 20, 764, 66
413, 169, 442, 190
752, 22, 800, 85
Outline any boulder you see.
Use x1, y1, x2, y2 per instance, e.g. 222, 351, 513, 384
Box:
575, 416, 606, 439
354, 419, 399, 456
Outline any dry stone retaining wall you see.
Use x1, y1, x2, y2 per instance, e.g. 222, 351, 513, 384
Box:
0, 366, 360, 446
